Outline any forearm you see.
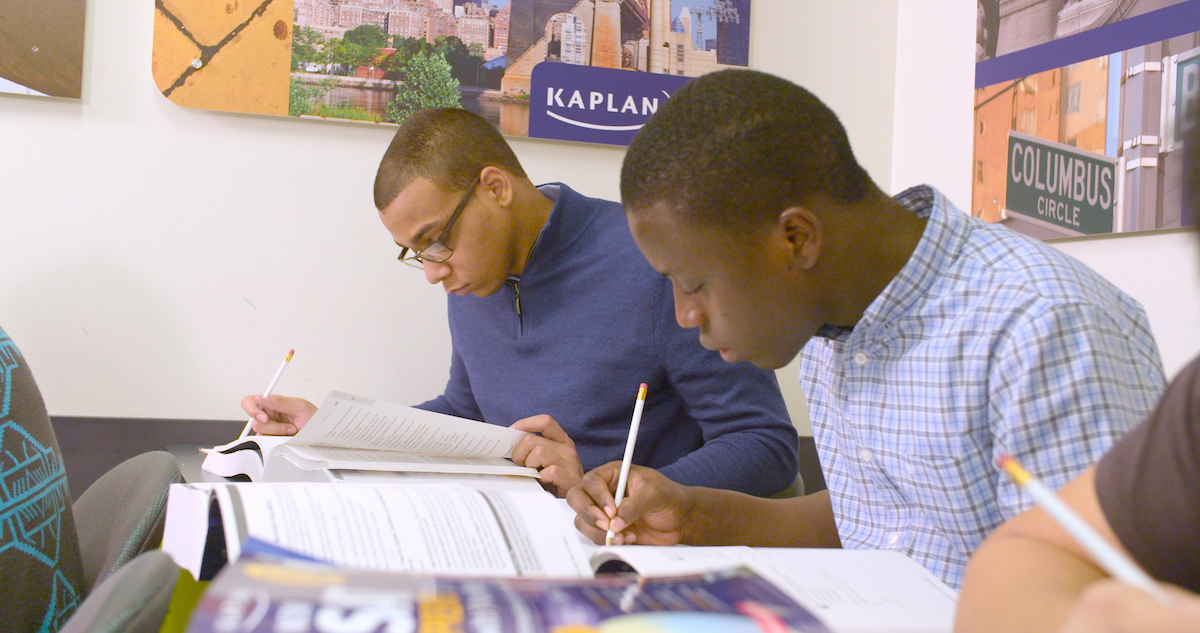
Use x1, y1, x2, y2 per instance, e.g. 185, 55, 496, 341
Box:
657, 429, 799, 497
956, 533, 1107, 633
418, 343, 484, 420
412, 395, 456, 416
415, 378, 483, 420
682, 488, 840, 548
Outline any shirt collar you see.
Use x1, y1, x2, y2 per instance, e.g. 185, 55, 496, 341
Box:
817, 185, 969, 339
862, 185, 970, 330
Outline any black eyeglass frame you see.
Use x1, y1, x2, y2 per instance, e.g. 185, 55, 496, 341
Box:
397, 175, 481, 268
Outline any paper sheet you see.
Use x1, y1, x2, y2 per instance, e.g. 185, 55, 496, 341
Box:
295, 392, 525, 457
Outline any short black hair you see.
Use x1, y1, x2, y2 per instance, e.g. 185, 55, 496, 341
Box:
621, 69, 875, 233
373, 108, 526, 209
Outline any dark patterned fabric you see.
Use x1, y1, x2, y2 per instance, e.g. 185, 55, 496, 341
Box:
1096, 355, 1200, 593
0, 327, 85, 632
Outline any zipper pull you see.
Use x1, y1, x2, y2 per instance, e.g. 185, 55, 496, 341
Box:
513, 280, 522, 315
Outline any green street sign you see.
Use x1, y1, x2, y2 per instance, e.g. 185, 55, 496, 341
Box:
1005, 131, 1116, 235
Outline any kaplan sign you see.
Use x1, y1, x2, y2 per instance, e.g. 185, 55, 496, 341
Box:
1005, 131, 1117, 236
529, 63, 692, 146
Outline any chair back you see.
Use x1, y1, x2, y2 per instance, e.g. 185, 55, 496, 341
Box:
0, 328, 87, 631
73, 451, 181, 590
59, 550, 180, 633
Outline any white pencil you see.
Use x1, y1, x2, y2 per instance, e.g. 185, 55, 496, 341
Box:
607, 383, 648, 546
997, 455, 1171, 605
237, 349, 295, 440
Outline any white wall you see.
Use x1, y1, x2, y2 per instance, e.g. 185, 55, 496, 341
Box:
2, 0, 1196, 428
769, 0, 974, 433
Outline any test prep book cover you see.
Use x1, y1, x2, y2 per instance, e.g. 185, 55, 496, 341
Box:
184, 556, 833, 633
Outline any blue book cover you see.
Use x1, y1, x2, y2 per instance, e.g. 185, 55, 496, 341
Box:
183, 554, 832, 633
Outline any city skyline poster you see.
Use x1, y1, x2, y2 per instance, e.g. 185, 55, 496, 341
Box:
151, 0, 753, 147
973, 0, 1199, 240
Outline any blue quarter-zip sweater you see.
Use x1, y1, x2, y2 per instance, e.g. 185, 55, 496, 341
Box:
416, 184, 798, 496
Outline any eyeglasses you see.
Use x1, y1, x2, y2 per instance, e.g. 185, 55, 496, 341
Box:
397, 176, 480, 269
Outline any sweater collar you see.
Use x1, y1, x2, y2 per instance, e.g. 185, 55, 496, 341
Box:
519, 182, 591, 279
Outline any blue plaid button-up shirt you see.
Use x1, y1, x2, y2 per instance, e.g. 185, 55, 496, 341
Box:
799, 185, 1165, 588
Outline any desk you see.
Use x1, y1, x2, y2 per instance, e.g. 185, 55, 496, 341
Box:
161, 446, 952, 633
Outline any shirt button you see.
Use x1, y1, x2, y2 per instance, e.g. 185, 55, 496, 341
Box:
888, 532, 900, 545
859, 449, 873, 462
853, 352, 868, 365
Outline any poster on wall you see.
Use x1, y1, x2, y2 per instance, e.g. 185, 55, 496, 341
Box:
0, 0, 87, 99
972, 0, 1199, 240
151, 0, 752, 147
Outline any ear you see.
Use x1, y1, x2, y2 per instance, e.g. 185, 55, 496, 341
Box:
479, 165, 514, 207
777, 206, 822, 271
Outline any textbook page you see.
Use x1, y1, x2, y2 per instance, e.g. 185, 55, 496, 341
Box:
294, 391, 525, 457
276, 444, 537, 478
213, 483, 593, 579
204, 391, 537, 480
590, 547, 956, 633
328, 468, 545, 491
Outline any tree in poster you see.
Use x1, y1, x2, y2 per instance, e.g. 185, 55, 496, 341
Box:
344, 25, 389, 50
292, 25, 327, 71
431, 36, 484, 86
326, 38, 379, 75
390, 36, 431, 61
385, 51, 461, 123
380, 37, 428, 80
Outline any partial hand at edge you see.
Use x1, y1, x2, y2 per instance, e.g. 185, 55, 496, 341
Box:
1059, 581, 1200, 633
240, 394, 317, 436
509, 414, 583, 498
566, 462, 694, 546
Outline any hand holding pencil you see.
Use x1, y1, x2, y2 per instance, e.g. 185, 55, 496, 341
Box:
237, 349, 294, 439
237, 350, 319, 436
566, 383, 698, 547
568, 459, 693, 546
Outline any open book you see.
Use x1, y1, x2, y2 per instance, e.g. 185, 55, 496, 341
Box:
162, 482, 956, 633
201, 392, 538, 482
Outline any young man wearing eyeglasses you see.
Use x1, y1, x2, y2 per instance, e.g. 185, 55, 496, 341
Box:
242, 107, 800, 498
